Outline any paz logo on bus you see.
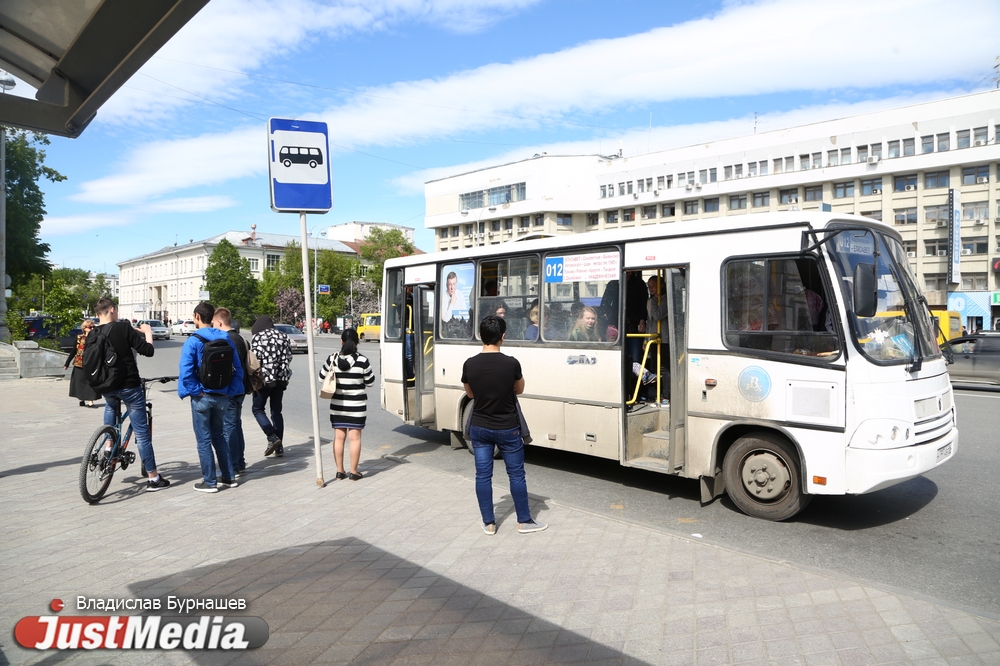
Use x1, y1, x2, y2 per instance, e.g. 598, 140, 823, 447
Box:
738, 366, 771, 402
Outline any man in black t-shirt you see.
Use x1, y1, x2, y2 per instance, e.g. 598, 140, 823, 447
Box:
93, 298, 170, 492
461, 315, 547, 535
213, 307, 252, 477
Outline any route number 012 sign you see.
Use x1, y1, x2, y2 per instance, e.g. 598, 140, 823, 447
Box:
544, 252, 619, 283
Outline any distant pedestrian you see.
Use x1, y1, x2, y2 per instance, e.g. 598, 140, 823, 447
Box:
213, 307, 253, 478
92, 298, 170, 491
462, 315, 547, 535
961, 325, 968, 336
65, 319, 100, 407
319, 328, 374, 480
178, 301, 244, 493
323, 320, 330, 335
250, 315, 292, 457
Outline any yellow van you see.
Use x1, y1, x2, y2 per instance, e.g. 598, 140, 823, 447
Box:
357, 313, 382, 341
930, 310, 961, 346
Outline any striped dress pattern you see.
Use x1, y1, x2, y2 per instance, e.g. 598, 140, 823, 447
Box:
319, 352, 375, 429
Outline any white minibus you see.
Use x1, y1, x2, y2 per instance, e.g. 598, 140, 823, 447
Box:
380, 212, 957, 520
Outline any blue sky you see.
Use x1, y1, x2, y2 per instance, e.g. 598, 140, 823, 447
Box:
19, 0, 1000, 274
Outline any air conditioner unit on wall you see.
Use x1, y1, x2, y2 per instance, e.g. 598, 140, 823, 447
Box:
937, 220, 948, 228
974, 140, 985, 147
872, 188, 882, 195
905, 185, 916, 191
867, 156, 880, 163
653, 190, 659, 196
937, 250, 947, 256
977, 176, 989, 184
975, 218, 984, 225
633, 193, 639, 199
787, 197, 798, 204
961, 249, 973, 255
907, 251, 916, 258
685, 183, 694, 190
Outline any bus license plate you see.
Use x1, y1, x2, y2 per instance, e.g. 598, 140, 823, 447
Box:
936, 443, 952, 463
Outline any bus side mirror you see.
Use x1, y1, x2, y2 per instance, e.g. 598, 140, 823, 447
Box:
853, 263, 877, 318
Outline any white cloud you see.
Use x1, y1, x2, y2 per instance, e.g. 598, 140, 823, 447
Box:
100, 0, 542, 124
41, 212, 135, 236
144, 196, 239, 213
72, 0, 1000, 206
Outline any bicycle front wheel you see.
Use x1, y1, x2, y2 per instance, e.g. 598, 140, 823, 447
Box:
79, 425, 117, 504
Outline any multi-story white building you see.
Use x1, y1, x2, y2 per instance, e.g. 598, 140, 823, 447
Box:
426, 90, 1000, 329
325, 221, 415, 244
117, 225, 355, 323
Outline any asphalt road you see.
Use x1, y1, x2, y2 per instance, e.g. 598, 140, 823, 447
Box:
136, 334, 1000, 616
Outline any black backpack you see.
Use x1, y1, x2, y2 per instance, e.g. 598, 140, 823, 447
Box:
82, 325, 121, 393
193, 333, 234, 390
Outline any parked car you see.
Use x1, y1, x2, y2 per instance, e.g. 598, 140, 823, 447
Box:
137, 319, 170, 340
942, 335, 1000, 387
171, 320, 197, 336
275, 324, 309, 353
23, 316, 56, 341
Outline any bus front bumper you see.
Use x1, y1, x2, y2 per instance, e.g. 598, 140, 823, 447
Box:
844, 427, 957, 495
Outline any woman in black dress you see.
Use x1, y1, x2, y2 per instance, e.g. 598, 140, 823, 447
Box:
64, 319, 101, 407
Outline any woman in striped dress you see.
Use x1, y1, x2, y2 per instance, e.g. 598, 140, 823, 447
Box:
319, 328, 375, 480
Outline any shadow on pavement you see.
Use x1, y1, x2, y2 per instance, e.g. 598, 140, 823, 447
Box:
794, 476, 938, 529
0, 457, 82, 480
120, 538, 638, 665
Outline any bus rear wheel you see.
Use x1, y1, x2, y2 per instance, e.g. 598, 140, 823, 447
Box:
723, 432, 810, 521
309, 160, 318, 168
282, 159, 292, 167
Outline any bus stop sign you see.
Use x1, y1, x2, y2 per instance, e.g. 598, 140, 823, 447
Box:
268, 118, 333, 213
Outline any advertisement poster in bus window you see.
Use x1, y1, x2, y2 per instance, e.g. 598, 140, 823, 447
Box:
440, 263, 474, 324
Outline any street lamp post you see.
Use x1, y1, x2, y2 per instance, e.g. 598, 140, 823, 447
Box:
460, 204, 497, 247
0, 70, 16, 342
310, 226, 326, 333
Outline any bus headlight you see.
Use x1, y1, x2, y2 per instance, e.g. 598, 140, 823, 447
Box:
849, 419, 913, 450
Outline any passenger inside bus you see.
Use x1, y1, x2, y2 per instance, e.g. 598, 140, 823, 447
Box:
646, 275, 670, 401
569, 306, 602, 342
524, 301, 539, 340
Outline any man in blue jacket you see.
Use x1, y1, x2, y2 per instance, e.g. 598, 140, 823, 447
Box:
178, 301, 244, 493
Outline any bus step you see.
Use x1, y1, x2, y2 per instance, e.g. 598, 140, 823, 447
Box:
624, 456, 674, 473
640, 430, 671, 460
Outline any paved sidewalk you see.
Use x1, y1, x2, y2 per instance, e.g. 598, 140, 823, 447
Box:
1, 377, 998, 665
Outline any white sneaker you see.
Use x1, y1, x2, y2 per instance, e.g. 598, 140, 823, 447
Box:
517, 520, 548, 534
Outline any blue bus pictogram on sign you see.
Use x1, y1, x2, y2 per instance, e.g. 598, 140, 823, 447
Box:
268, 118, 333, 213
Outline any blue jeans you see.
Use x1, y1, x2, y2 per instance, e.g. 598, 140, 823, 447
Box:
104, 385, 156, 474
469, 425, 531, 525
191, 393, 233, 485
252, 384, 285, 439
224, 394, 246, 471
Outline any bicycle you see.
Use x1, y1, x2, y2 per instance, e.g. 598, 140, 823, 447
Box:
79, 376, 177, 504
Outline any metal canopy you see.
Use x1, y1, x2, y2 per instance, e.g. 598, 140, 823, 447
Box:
0, 0, 209, 138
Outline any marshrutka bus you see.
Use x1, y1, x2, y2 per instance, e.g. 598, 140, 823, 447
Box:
380, 212, 957, 521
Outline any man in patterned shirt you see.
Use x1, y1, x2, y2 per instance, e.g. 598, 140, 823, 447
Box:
249, 316, 293, 457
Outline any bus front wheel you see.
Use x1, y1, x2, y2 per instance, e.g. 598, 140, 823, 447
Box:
723, 432, 811, 521
309, 160, 318, 168
282, 159, 292, 167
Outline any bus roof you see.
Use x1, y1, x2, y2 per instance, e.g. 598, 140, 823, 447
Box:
389, 211, 899, 270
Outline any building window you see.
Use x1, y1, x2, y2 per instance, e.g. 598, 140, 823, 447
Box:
894, 174, 917, 192
699, 169, 708, 184
618, 182, 626, 196
266, 254, 280, 271
704, 198, 720, 213
657, 176, 665, 190
606, 210, 619, 224
921, 135, 934, 153
902, 240, 916, 255
734, 165, 742, 178
962, 202, 989, 220
861, 210, 883, 222
491, 220, 501, 232
465, 224, 474, 236
894, 208, 917, 225
504, 219, 513, 231
662, 203, 676, 217
833, 181, 854, 198
903, 138, 915, 156
804, 185, 823, 201
534, 214, 544, 227
247, 258, 259, 272
683, 200, 699, 215
924, 273, 947, 291
962, 165, 989, 185
600, 185, 607, 198
607, 183, 614, 197
961, 273, 988, 290
452, 226, 461, 237
622, 208, 635, 222
925, 170, 950, 189
812, 153, 822, 169
784, 157, 794, 173
773, 158, 783, 174
857, 145, 869, 163
627, 181, 634, 195
587, 213, 599, 226
519, 216, 529, 229
870, 143, 882, 160
637, 179, 645, 193
753, 191, 770, 207
957, 130, 970, 149
748, 162, 757, 177
924, 238, 948, 256
961, 237, 988, 255
459, 182, 527, 209
973, 127, 987, 145
556, 213, 573, 226
925, 205, 950, 226
887, 140, 900, 159
937, 133, 950, 152
841, 147, 851, 164
678, 172, 686, 187
799, 154, 810, 170
860, 178, 882, 196
758, 161, 768, 176
724, 165, 732, 180
729, 194, 747, 210
709, 168, 717, 183
641, 205, 657, 220
828, 150, 839, 167
779, 188, 798, 204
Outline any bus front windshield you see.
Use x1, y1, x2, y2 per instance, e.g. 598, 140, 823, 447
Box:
827, 229, 940, 365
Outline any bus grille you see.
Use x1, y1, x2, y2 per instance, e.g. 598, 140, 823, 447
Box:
913, 409, 954, 446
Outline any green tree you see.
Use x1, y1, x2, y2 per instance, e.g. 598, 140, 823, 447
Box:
205, 238, 259, 324
93, 274, 112, 300
5, 130, 65, 286
359, 228, 415, 290
251, 269, 280, 320
51, 267, 94, 313
45, 279, 84, 333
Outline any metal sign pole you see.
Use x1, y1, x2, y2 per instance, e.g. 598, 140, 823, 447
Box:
299, 211, 325, 486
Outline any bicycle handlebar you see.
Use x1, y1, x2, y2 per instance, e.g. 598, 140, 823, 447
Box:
141, 376, 178, 385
